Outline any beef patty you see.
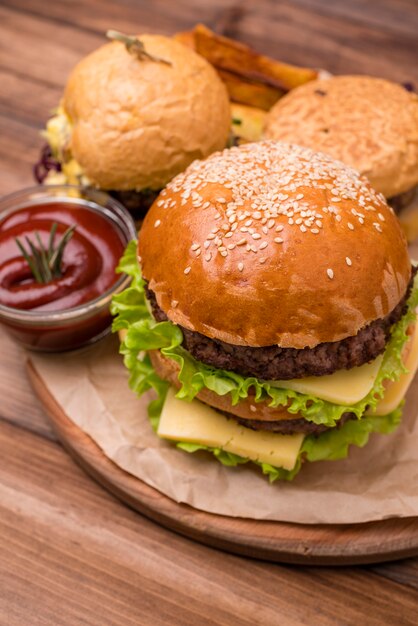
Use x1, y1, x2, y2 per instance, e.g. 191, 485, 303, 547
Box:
233, 411, 355, 435
389, 186, 417, 214
145, 268, 414, 381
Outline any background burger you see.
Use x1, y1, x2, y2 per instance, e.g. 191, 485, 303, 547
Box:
112, 141, 418, 480
263, 76, 418, 216
35, 32, 231, 217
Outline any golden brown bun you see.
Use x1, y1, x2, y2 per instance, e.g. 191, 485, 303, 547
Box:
63, 35, 231, 191
263, 76, 418, 198
149, 350, 293, 422
139, 141, 411, 349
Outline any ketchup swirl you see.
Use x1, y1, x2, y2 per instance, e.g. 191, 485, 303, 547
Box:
0, 203, 125, 311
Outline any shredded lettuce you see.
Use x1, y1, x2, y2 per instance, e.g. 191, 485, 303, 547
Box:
112, 241, 418, 429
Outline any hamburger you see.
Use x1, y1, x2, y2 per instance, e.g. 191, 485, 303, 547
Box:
35, 32, 231, 217
263, 76, 418, 214
112, 141, 418, 480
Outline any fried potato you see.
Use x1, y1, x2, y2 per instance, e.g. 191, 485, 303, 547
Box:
218, 69, 284, 110
174, 24, 317, 109
195, 25, 316, 86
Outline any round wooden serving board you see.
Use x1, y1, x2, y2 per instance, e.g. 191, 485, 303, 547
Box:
28, 361, 418, 566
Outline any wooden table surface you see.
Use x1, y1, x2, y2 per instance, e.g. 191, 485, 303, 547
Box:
1, 1, 418, 624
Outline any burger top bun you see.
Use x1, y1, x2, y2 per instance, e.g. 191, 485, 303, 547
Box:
139, 141, 411, 349
263, 76, 418, 199
63, 35, 231, 191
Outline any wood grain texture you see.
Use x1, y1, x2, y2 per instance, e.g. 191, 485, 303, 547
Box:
2, 0, 418, 623
27, 360, 418, 567
1, 418, 418, 626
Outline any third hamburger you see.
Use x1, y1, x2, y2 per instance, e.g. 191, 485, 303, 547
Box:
263, 76, 418, 213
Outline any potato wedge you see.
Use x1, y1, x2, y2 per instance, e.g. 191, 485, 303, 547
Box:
193, 24, 317, 91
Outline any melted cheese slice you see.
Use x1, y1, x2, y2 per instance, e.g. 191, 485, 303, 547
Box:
158, 388, 304, 470
369, 319, 418, 416
269, 356, 383, 405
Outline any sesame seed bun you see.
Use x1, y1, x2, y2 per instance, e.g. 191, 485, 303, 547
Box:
139, 141, 411, 349
263, 76, 418, 199
63, 35, 231, 191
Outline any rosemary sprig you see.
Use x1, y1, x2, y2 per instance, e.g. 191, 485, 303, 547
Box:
15, 223, 76, 284
106, 30, 172, 66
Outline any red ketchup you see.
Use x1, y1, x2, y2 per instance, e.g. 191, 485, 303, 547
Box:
0, 202, 126, 350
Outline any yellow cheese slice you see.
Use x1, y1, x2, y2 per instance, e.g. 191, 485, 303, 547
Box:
158, 387, 304, 470
369, 319, 418, 416
269, 355, 383, 405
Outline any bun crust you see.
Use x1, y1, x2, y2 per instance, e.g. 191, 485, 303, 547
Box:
139, 141, 411, 349
263, 76, 418, 198
63, 35, 231, 191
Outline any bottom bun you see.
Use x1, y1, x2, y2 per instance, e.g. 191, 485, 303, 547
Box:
149, 349, 296, 423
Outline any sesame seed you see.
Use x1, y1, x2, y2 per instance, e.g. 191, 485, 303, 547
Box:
184, 267, 191, 275
347, 222, 354, 230
195, 249, 201, 257
220, 250, 228, 257
274, 237, 283, 243
205, 252, 211, 261
311, 228, 319, 234
378, 213, 385, 222
250, 405, 257, 412
268, 219, 275, 229
288, 218, 294, 225
300, 225, 307, 232
227, 243, 236, 250
327, 268, 334, 279
217, 197, 227, 204
374, 222, 382, 232
245, 219, 253, 227
207, 233, 216, 240
262, 226, 269, 235
204, 241, 211, 249
346, 257, 352, 266
259, 257, 267, 264
276, 224, 284, 232
331, 198, 341, 203
259, 241, 268, 250
253, 212, 262, 219
335, 214, 342, 222
252, 233, 261, 240
154, 219, 161, 228
191, 243, 200, 251
224, 231, 233, 238
171, 300, 178, 308
238, 262, 244, 272
296, 193, 304, 200
237, 238, 247, 246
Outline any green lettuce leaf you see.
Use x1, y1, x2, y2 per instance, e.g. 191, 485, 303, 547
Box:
112, 241, 418, 428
